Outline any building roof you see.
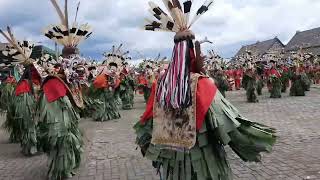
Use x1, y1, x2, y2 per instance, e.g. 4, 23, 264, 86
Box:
235, 37, 284, 57
285, 27, 320, 52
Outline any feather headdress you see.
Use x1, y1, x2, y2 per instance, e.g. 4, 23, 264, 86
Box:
207, 50, 229, 70
43, 0, 92, 48
145, 0, 214, 32
145, 0, 214, 110
142, 59, 157, 70
0, 26, 34, 65
102, 44, 130, 72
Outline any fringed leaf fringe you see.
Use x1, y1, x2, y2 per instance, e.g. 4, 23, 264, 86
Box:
38, 94, 83, 180
134, 91, 276, 180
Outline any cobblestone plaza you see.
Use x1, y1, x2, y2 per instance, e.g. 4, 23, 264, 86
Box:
0, 87, 319, 180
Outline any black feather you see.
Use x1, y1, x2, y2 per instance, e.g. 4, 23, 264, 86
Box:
76, 30, 84, 35
196, 2, 213, 15
183, 0, 192, 13
70, 28, 77, 33
166, 21, 174, 30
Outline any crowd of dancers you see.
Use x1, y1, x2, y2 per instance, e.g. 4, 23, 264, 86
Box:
206, 49, 319, 102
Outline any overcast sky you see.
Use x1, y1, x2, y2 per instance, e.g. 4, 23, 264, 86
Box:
1, 0, 320, 61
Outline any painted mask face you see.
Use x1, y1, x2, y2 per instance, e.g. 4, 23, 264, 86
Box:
17, 65, 25, 75
110, 65, 117, 73
146, 68, 153, 75
76, 66, 86, 77
91, 69, 98, 78
64, 68, 70, 81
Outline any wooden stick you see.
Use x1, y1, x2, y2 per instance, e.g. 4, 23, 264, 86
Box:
74, 2, 80, 23
65, 0, 69, 29
116, 44, 123, 54
50, 0, 67, 26
65, 0, 72, 46
0, 29, 15, 45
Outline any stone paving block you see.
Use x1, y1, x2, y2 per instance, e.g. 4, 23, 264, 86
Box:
1, 89, 320, 179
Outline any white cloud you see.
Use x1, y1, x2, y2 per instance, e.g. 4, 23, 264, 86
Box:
1, 0, 320, 59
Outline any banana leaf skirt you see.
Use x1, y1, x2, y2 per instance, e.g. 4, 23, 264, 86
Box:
4, 92, 38, 155
38, 94, 83, 180
120, 84, 134, 110
134, 92, 276, 180
91, 88, 121, 121
0, 83, 15, 112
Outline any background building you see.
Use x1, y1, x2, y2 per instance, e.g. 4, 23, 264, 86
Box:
235, 37, 285, 59
285, 27, 320, 57
234, 27, 320, 61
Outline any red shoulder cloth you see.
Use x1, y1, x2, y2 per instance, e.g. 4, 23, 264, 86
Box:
196, 77, 217, 129
5, 76, 16, 84
140, 77, 218, 130
43, 78, 68, 103
140, 82, 156, 122
93, 74, 107, 89
270, 68, 281, 78
15, 80, 31, 96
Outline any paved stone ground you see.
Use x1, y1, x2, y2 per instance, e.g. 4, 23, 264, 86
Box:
0, 86, 320, 180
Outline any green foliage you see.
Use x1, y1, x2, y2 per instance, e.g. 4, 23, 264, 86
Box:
3, 92, 38, 157
246, 76, 258, 102
120, 77, 135, 110
290, 75, 306, 96
269, 76, 282, 98
0, 83, 15, 112
38, 94, 83, 180
89, 89, 121, 121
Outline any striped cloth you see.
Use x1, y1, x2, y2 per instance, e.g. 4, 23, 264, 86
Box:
156, 40, 193, 109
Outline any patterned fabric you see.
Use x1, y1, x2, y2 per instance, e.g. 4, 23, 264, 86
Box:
141, 74, 217, 131
152, 74, 201, 150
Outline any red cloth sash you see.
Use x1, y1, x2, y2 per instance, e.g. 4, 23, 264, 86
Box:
15, 80, 31, 96
269, 68, 281, 78
140, 76, 217, 130
195, 78, 217, 129
43, 78, 68, 102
